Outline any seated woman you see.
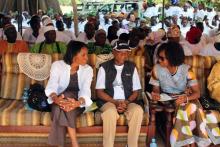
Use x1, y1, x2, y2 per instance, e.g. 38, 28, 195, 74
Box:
206, 59, 220, 145
30, 26, 67, 54
149, 41, 213, 146
0, 24, 28, 54
45, 41, 93, 147
87, 29, 113, 68
87, 29, 112, 55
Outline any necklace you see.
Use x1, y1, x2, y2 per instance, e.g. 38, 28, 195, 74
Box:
167, 66, 178, 76
171, 67, 178, 76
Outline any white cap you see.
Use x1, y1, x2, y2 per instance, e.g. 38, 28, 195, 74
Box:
117, 28, 129, 37
41, 15, 49, 21
42, 18, 53, 26
43, 26, 55, 34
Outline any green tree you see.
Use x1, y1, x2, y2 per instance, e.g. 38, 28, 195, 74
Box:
59, 0, 72, 5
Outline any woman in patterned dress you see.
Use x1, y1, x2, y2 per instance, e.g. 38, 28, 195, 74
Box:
149, 41, 214, 147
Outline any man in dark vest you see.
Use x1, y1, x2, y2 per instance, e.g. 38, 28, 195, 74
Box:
96, 41, 143, 147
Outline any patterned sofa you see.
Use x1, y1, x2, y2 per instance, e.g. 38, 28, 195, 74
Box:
0, 53, 149, 146
147, 55, 220, 146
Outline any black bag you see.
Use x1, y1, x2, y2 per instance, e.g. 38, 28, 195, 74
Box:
27, 83, 51, 112
199, 96, 220, 112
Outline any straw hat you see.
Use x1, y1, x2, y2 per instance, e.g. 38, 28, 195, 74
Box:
17, 53, 52, 81
43, 26, 55, 34
43, 18, 53, 26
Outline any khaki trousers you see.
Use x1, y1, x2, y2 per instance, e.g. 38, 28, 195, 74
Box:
100, 102, 143, 147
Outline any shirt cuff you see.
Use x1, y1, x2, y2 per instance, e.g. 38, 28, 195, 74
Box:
79, 95, 93, 107
149, 78, 160, 87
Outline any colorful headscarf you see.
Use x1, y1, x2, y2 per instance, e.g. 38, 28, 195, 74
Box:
186, 27, 202, 44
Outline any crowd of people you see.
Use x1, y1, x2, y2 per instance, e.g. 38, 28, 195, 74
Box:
0, 1, 220, 147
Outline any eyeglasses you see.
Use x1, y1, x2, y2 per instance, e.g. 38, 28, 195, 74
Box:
158, 55, 167, 61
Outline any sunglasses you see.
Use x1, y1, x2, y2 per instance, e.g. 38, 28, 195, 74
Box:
158, 55, 167, 61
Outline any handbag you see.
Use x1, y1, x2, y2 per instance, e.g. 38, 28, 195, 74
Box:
27, 83, 51, 112
199, 95, 220, 111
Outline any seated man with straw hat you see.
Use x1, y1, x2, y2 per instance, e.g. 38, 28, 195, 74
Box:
96, 41, 144, 147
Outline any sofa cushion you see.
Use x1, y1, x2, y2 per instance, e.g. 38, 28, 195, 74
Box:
0, 73, 31, 100
41, 111, 95, 128
128, 56, 145, 93
0, 99, 41, 126
2, 53, 21, 74
0, 53, 31, 100
41, 110, 148, 127
184, 56, 217, 96
87, 54, 97, 100
0, 53, 63, 100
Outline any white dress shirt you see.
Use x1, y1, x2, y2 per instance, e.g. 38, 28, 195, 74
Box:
45, 60, 93, 107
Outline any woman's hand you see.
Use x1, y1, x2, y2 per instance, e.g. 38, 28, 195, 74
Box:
53, 94, 80, 112
151, 91, 160, 101
175, 95, 187, 106
60, 98, 80, 112
185, 88, 192, 95
53, 94, 67, 106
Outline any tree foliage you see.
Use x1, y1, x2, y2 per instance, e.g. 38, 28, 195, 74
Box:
58, 0, 72, 5
58, 0, 220, 10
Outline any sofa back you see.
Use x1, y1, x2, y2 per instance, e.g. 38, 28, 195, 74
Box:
1, 53, 31, 100
0, 53, 63, 100
184, 55, 216, 96
0, 53, 145, 101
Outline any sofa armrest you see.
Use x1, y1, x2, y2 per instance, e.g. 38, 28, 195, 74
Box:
142, 92, 149, 125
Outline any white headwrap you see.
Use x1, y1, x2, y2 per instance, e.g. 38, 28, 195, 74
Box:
43, 26, 55, 34
42, 18, 53, 26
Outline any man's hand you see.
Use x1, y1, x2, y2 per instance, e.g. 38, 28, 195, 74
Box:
151, 92, 160, 101
115, 100, 128, 113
